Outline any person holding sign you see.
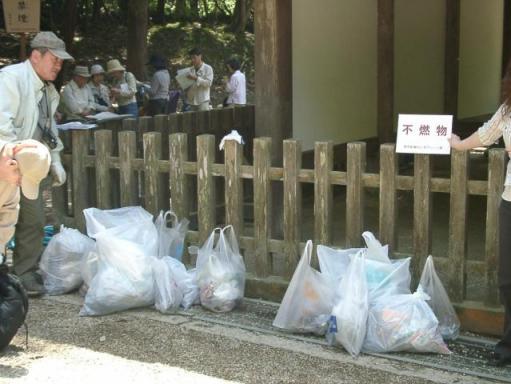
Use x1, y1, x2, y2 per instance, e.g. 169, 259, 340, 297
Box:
0, 31, 72, 296
449, 65, 511, 367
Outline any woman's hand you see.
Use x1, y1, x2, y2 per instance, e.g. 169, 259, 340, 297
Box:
0, 155, 20, 186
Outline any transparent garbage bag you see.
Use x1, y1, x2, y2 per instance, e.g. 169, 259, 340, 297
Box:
152, 257, 184, 314
195, 225, 246, 312
80, 218, 158, 316
164, 256, 199, 310
363, 289, 451, 354
79, 248, 99, 296
273, 241, 335, 335
362, 231, 390, 263
363, 257, 412, 303
155, 210, 190, 261
83, 206, 153, 238
419, 255, 460, 340
326, 251, 369, 356
317, 244, 361, 287
39, 225, 95, 295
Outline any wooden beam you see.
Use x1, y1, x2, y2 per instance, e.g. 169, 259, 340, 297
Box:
377, 0, 394, 144
444, 0, 460, 117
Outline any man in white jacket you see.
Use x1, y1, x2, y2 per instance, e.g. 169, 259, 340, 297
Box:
59, 65, 96, 121
0, 31, 73, 295
185, 48, 214, 111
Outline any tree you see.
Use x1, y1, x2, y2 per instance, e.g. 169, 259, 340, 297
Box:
174, 0, 188, 20
61, 0, 79, 52
127, 0, 148, 81
155, 0, 167, 24
231, 0, 249, 33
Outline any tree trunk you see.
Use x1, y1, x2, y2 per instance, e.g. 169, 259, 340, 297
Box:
92, 0, 104, 19
232, 0, 248, 33
155, 0, 166, 24
190, 0, 199, 19
127, 0, 148, 81
61, 0, 79, 52
175, 0, 188, 20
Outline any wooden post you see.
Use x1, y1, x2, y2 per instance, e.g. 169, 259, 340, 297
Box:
283, 139, 302, 279
169, 133, 190, 233
119, 131, 137, 206
413, 154, 432, 282
314, 141, 333, 246
168, 113, 180, 134
224, 140, 244, 238
143, 132, 162, 216
254, 137, 272, 277
71, 130, 89, 231
444, 0, 460, 117
94, 130, 112, 209
197, 134, 216, 244
346, 142, 366, 247
448, 149, 468, 303
485, 149, 506, 306
377, 0, 394, 143
379, 144, 398, 251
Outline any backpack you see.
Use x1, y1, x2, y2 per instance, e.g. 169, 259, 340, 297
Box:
0, 255, 29, 350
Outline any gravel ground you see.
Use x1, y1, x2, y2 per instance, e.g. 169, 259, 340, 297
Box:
0, 296, 502, 384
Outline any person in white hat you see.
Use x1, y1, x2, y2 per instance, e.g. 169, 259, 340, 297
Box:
0, 31, 72, 295
88, 64, 112, 112
106, 59, 139, 117
59, 65, 96, 121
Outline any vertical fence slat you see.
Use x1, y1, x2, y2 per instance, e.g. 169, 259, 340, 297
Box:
485, 148, 505, 306
314, 141, 333, 246
95, 130, 112, 209
284, 139, 302, 279
71, 130, 89, 231
413, 154, 432, 282
346, 142, 366, 247
224, 140, 244, 238
144, 132, 162, 216
197, 134, 216, 244
119, 131, 137, 206
169, 132, 190, 228
154, 114, 169, 159
137, 116, 151, 154
379, 144, 397, 251
254, 137, 272, 277
448, 149, 468, 303
168, 113, 180, 133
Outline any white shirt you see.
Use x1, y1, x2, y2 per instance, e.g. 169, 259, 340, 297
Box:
60, 79, 96, 115
225, 70, 246, 105
186, 63, 214, 106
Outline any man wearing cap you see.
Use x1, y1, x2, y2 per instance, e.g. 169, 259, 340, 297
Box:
0, 31, 72, 295
185, 48, 213, 112
58, 65, 96, 121
106, 59, 138, 117
88, 64, 112, 112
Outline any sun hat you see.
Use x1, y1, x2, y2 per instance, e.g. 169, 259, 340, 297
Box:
106, 59, 125, 73
73, 65, 91, 78
30, 31, 73, 61
90, 64, 105, 76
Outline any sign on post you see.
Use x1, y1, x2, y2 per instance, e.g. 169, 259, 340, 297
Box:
396, 114, 453, 155
2, 0, 40, 33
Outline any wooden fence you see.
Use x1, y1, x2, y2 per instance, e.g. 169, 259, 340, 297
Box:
54, 109, 506, 335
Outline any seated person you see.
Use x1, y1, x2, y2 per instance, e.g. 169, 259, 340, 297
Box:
88, 64, 113, 112
58, 66, 96, 121
224, 57, 246, 106
146, 54, 170, 116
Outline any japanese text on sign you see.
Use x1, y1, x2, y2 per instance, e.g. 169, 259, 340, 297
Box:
396, 114, 453, 155
2, 0, 40, 33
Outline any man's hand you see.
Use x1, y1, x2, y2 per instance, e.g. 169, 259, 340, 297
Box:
50, 162, 66, 187
0, 155, 20, 186
187, 73, 198, 81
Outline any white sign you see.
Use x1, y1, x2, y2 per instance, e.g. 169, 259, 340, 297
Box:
2, 0, 40, 33
396, 114, 453, 155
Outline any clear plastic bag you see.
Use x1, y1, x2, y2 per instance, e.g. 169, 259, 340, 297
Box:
362, 231, 390, 263
364, 257, 412, 303
419, 255, 460, 340
274, 241, 335, 335
39, 225, 95, 295
327, 251, 369, 356
363, 290, 450, 354
195, 226, 246, 312
83, 206, 153, 239
155, 210, 189, 261
164, 256, 199, 310
317, 244, 361, 287
152, 257, 183, 314
80, 218, 158, 316
79, 248, 99, 296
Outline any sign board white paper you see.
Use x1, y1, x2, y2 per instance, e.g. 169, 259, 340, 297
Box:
396, 114, 453, 155
2, 0, 40, 33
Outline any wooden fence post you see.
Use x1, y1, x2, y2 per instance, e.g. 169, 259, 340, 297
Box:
94, 130, 112, 209
119, 131, 137, 206
283, 139, 302, 279
346, 142, 366, 247
144, 132, 162, 216
314, 141, 333, 247
169, 133, 190, 229
197, 134, 216, 244
379, 144, 398, 251
71, 130, 89, 231
224, 139, 244, 239
413, 154, 432, 282
254, 137, 272, 277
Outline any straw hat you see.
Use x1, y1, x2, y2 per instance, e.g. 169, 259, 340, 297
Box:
73, 65, 91, 78
106, 59, 125, 73
90, 64, 105, 76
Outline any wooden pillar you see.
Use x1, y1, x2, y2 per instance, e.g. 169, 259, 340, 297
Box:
254, 0, 292, 164
377, 0, 394, 144
444, 0, 460, 117
502, 0, 511, 77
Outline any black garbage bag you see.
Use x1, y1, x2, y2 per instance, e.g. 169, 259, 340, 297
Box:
0, 257, 28, 350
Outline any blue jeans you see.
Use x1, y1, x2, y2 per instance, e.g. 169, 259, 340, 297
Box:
118, 102, 138, 117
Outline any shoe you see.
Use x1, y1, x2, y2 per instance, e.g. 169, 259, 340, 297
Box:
19, 272, 45, 297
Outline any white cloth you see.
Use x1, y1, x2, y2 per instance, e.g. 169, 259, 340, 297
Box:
225, 70, 246, 105
219, 130, 244, 151
148, 69, 170, 100
477, 104, 511, 201
186, 63, 213, 106
88, 82, 112, 112
60, 79, 96, 116
0, 59, 63, 164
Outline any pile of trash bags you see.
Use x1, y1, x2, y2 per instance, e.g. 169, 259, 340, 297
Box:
273, 231, 460, 357
39, 206, 246, 316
